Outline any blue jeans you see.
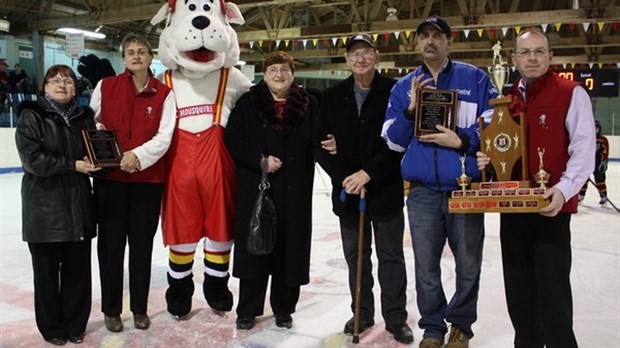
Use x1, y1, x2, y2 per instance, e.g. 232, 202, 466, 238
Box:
407, 185, 484, 339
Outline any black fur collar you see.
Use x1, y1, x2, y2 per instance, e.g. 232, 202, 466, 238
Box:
249, 80, 309, 131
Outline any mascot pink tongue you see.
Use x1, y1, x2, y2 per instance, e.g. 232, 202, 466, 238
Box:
187, 48, 214, 63
151, 0, 252, 319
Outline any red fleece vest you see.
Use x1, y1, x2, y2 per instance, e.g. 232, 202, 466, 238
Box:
510, 71, 580, 213
100, 69, 171, 183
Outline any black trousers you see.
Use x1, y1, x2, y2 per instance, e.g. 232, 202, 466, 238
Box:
339, 210, 408, 326
500, 213, 578, 348
236, 276, 300, 318
28, 241, 92, 341
94, 179, 163, 316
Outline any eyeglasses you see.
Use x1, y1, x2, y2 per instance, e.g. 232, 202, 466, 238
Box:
515, 48, 549, 58
265, 66, 292, 76
47, 78, 75, 86
347, 49, 376, 61
125, 50, 150, 58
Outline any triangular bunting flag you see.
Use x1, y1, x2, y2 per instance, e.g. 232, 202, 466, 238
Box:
372, 34, 379, 41
312, 38, 318, 47
597, 22, 605, 31
383, 32, 390, 41
583, 22, 591, 31
542, 23, 549, 32
249, 41, 255, 48
395, 31, 401, 39
258, 40, 263, 47
589, 62, 594, 69
398, 68, 402, 74
515, 26, 521, 34
489, 28, 496, 37
405, 30, 412, 38
501, 27, 508, 36
331, 37, 338, 46
568, 23, 576, 31
598, 63, 603, 69
451, 31, 458, 38
322, 38, 328, 46
612, 22, 619, 31
284, 40, 290, 47
463, 29, 471, 38
302, 39, 308, 49
511, 66, 516, 72
477, 28, 484, 38
275, 39, 281, 47
554, 23, 561, 31
562, 63, 567, 69
571, 62, 576, 69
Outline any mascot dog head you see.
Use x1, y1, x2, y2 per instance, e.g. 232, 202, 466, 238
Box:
151, 0, 244, 74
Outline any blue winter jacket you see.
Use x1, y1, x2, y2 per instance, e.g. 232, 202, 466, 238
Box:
383, 59, 497, 191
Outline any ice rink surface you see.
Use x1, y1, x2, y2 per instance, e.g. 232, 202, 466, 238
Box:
1, 164, 618, 348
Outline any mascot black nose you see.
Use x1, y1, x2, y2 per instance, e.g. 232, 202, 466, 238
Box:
192, 16, 211, 30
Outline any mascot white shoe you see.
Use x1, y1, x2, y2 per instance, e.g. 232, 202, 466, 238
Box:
151, 0, 252, 318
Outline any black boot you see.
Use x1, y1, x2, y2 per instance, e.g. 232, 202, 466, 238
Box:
165, 273, 195, 318
203, 273, 233, 312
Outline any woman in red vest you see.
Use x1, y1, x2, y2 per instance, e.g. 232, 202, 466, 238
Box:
89, 33, 176, 332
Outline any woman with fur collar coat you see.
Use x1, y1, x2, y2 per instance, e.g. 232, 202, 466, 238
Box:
224, 51, 318, 331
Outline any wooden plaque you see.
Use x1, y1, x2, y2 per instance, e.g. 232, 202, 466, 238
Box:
81, 129, 122, 167
414, 89, 457, 137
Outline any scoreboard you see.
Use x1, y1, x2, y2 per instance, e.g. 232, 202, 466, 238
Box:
556, 70, 619, 97
504, 69, 619, 97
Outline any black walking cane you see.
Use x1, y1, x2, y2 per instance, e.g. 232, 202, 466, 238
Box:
588, 177, 620, 213
340, 188, 367, 344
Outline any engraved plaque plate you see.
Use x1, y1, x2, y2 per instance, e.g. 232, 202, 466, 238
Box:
81, 129, 122, 167
414, 89, 457, 137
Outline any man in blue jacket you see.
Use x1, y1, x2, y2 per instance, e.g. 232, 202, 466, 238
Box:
382, 16, 497, 348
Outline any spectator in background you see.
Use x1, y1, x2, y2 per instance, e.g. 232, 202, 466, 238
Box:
579, 120, 610, 205
9, 63, 33, 93
0, 61, 10, 103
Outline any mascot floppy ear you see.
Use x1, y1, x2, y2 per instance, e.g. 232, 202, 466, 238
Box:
150, 2, 170, 26
225, 3, 244, 25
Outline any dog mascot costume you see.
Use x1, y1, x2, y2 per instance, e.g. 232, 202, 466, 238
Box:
151, 0, 251, 317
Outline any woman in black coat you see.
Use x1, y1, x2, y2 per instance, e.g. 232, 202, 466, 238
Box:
224, 51, 316, 331
15, 65, 100, 345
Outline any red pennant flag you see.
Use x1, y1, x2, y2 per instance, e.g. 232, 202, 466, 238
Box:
451, 30, 458, 38
612, 22, 618, 30
568, 23, 576, 31
489, 28, 496, 37
322, 38, 328, 46
383, 33, 390, 41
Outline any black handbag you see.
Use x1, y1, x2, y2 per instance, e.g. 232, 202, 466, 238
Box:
246, 156, 277, 256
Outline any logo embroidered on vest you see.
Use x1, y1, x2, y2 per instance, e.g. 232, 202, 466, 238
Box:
538, 114, 548, 129
146, 106, 153, 118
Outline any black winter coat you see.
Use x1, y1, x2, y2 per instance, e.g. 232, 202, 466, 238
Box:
224, 81, 316, 286
314, 72, 404, 219
15, 98, 97, 243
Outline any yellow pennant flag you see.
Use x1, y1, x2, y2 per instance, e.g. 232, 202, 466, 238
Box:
598, 63, 603, 69
312, 38, 318, 47
515, 26, 522, 34
598, 22, 605, 31
372, 33, 379, 42
258, 40, 264, 47
284, 40, 290, 47
554, 23, 562, 31
477, 28, 484, 38
405, 30, 412, 38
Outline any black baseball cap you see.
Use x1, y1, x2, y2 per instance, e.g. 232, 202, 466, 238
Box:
345, 33, 376, 52
416, 16, 452, 38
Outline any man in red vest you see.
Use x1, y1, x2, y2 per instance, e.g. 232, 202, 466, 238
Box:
477, 28, 595, 348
